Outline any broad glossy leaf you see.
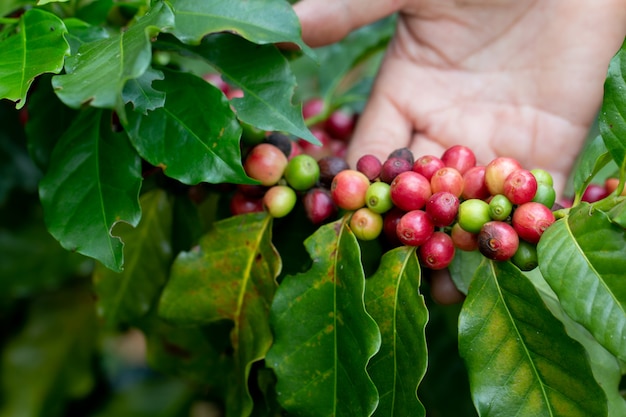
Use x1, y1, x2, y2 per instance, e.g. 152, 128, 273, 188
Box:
364, 246, 428, 417
125, 69, 249, 185
538, 203, 626, 361
525, 269, 626, 417
39, 109, 142, 272
572, 134, 612, 199
0, 1, 32, 17
52, 2, 174, 113
166, 33, 318, 144
266, 218, 381, 417
140, 315, 235, 392
0, 8, 69, 108
600, 41, 626, 167
122, 67, 166, 114
93, 189, 173, 327
38, 0, 68, 4
609, 198, 626, 227
168, 0, 312, 56
0, 288, 97, 417
158, 212, 280, 417
459, 260, 607, 417
63, 17, 110, 54
449, 248, 484, 295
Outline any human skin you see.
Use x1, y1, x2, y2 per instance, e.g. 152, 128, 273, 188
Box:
294, 0, 626, 197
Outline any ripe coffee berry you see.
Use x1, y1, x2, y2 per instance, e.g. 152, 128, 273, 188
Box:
265, 132, 293, 157
441, 145, 476, 175
317, 156, 349, 188
581, 183, 608, 203
485, 157, 522, 196
418, 231, 455, 270
324, 109, 355, 141
413, 155, 445, 181
382, 207, 405, 248
396, 210, 435, 247
388, 147, 415, 165
244, 143, 288, 186
365, 181, 394, 214
503, 168, 538, 205
390, 171, 432, 211
350, 207, 384, 241
357, 154, 383, 181
330, 169, 371, 211
478, 221, 519, 261
303, 187, 337, 225
380, 157, 413, 184
512, 202, 556, 244
425, 191, 459, 227
458, 199, 491, 234
263, 185, 297, 218
430, 167, 464, 197
462, 166, 490, 200
284, 154, 320, 191
230, 190, 264, 216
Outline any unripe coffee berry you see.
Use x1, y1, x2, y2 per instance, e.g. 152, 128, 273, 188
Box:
263, 185, 297, 218
244, 143, 288, 186
532, 183, 557, 209
390, 171, 432, 211
350, 207, 384, 241
418, 231, 456, 270
530, 168, 554, 187
330, 169, 371, 211
365, 181, 394, 214
478, 221, 519, 261
511, 240, 539, 271
488, 194, 513, 221
458, 199, 491, 234
284, 154, 320, 191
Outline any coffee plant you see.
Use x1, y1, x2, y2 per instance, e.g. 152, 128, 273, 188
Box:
1, 1, 625, 416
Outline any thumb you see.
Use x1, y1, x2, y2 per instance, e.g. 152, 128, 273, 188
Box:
293, 0, 403, 47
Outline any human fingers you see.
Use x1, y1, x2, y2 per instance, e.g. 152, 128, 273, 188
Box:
293, 0, 403, 47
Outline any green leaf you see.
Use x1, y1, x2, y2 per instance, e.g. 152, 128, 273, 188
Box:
38, 0, 69, 5
52, 1, 174, 114
158, 212, 280, 417
0, 288, 98, 417
39, 109, 143, 272
140, 315, 235, 392
0, 8, 69, 108
93, 189, 173, 327
62, 17, 110, 55
124, 69, 249, 185
165, 33, 319, 144
364, 246, 428, 417
459, 260, 608, 417
266, 217, 381, 417
449, 248, 484, 295
0, 1, 32, 17
168, 0, 312, 56
600, 40, 626, 168
608, 198, 626, 227
572, 135, 613, 201
122, 67, 166, 114
538, 203, 626, 361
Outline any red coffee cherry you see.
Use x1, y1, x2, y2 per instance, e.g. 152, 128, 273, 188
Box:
303, 187, 338, 225
413, 155, 446, 181
462, 166, 490, 200
511, 202, 556, 244
382, 207, 405, 248
478, 221, 520, 261
230, 190, 264, 216
330, 169, 371, 211
418, 231, 456, 270
380, 156, 413, 184
425, 191, 460, 227
317, 156, 350, 188
430, 167, 464, 197
396, 210, 435, 247
390, 171, 433, 211
244, 143, 289, 186
450, 223, 479, 251
503, 168, 538, 205
441, 145, 476, 175
581, 183, 609, 203
324, 109, 355, 141
356, 154, 383, 181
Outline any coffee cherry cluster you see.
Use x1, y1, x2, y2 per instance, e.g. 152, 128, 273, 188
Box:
332, 146, 558, 271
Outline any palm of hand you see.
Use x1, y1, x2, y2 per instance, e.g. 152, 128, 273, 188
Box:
297, 0, 626, 195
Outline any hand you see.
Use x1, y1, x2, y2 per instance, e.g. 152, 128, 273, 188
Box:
294, 0, 626, 197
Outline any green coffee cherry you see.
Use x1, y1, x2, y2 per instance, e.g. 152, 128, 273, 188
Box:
458, 199, 491, 234
365, 181, 394, 214
489, 194, 513, 221
284, 154, 320, 191
530, 168, 554, 186
350, 207, 384, 241
263, 185, 297, 218
511, 240, 539, 271
532, 183, 557, 209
